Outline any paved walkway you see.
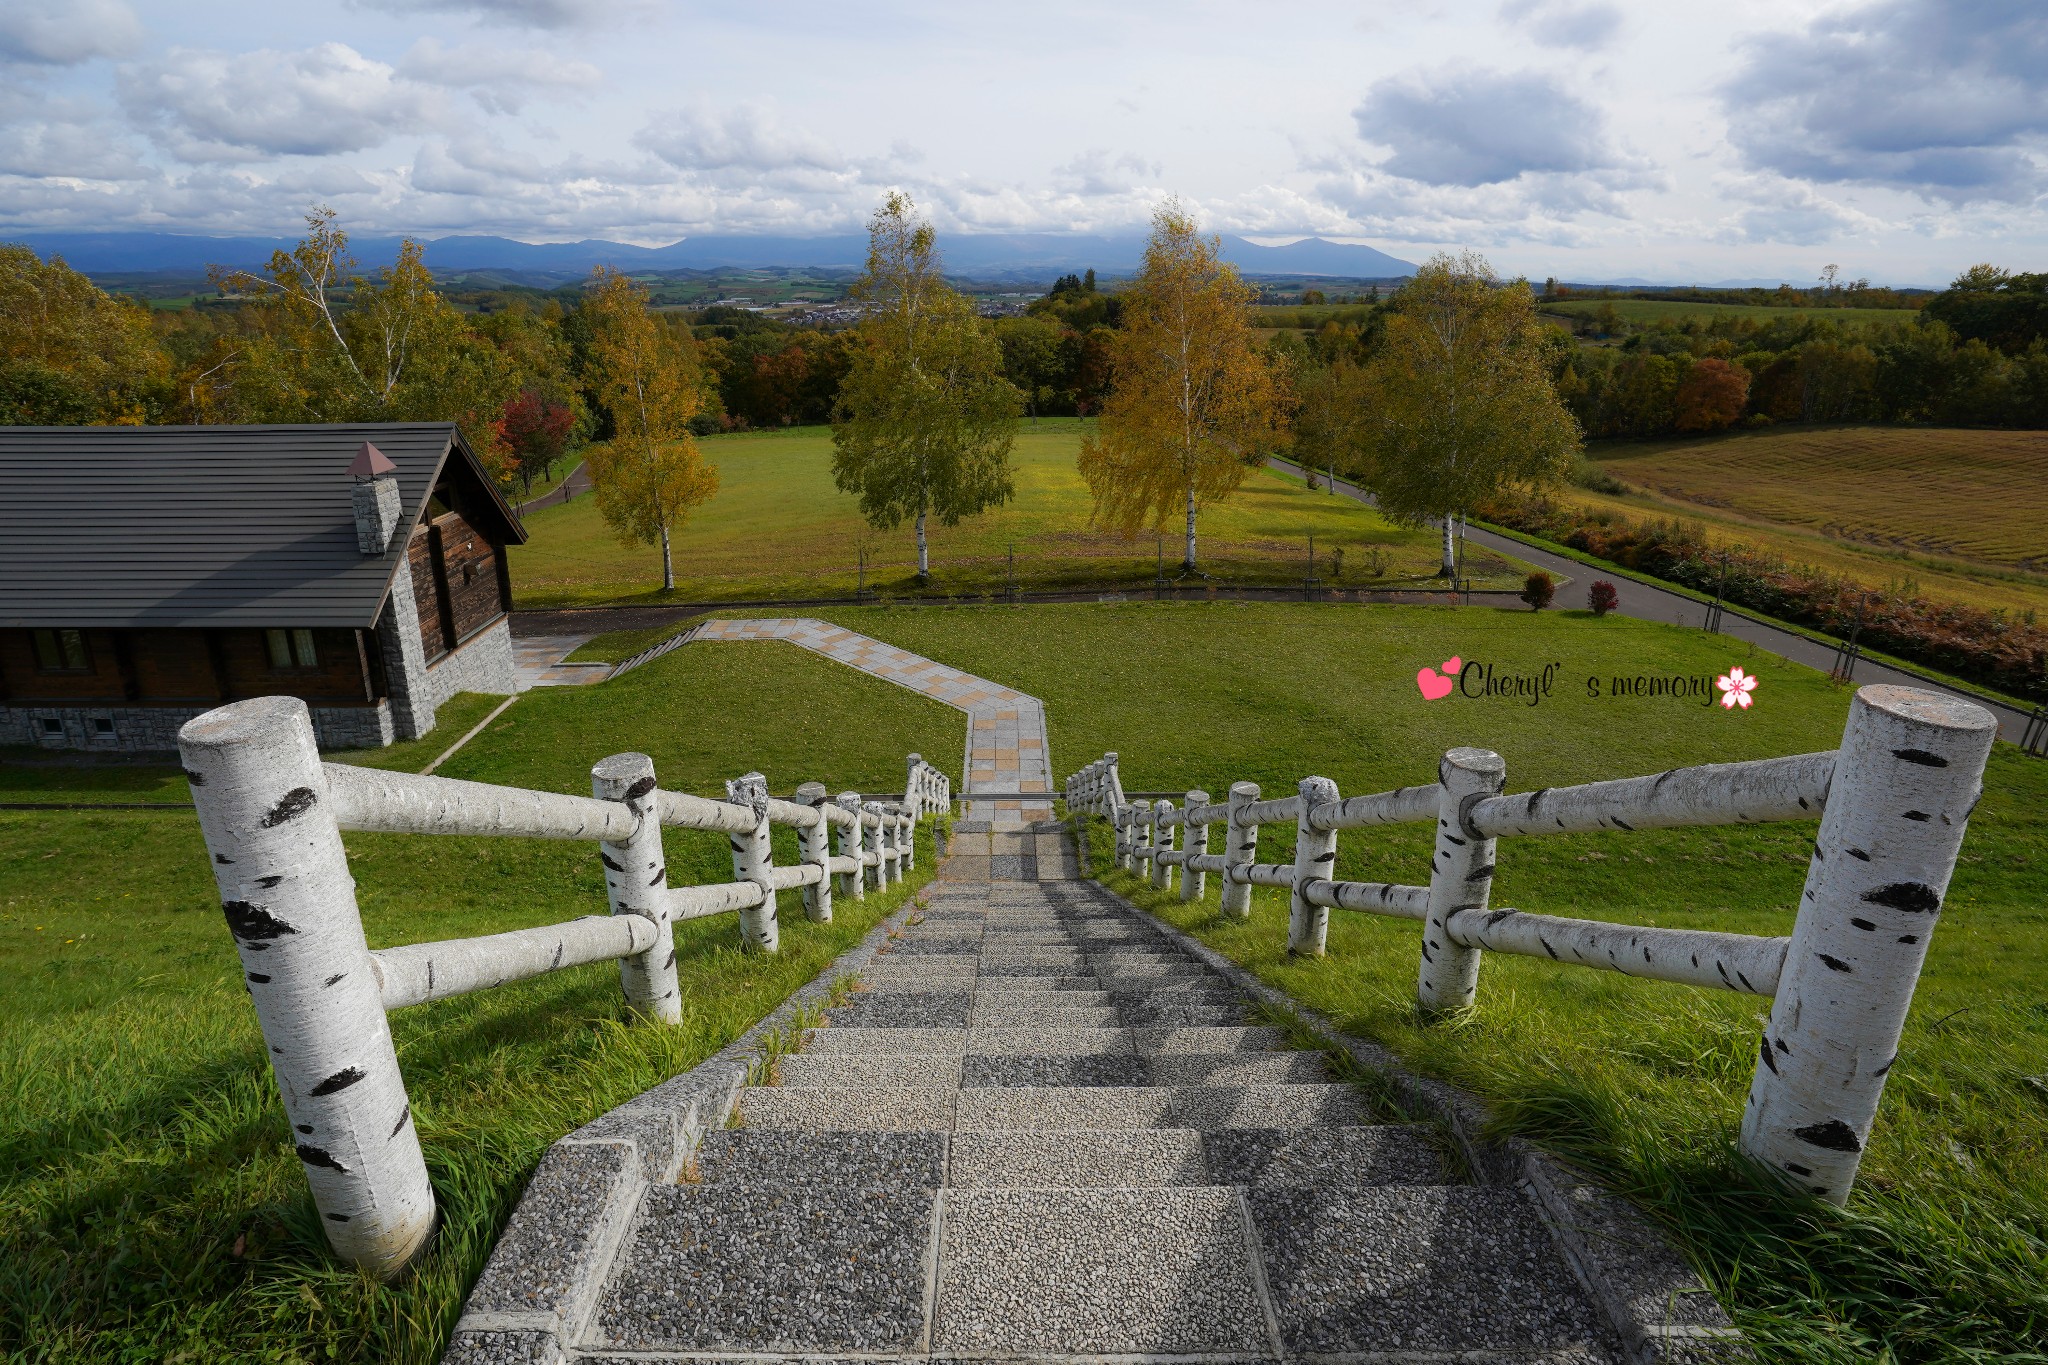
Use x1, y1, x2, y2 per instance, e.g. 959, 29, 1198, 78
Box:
691, 618, 1053, 823
558, 846, 1616, 1361
511, 633, 610, 691
1271, 457, 2036, 742
512, 461, 592, 518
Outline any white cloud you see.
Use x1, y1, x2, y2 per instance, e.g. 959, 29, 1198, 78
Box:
348, 0, 624, 30
1723, 0, 2048, 204
1353, 66, 1649, 188
1499, 0, 1622, 51
118, 43, 447, 162
637, 100, 846, 178
1052, 150, 1161, 197
397, 38, 601, 115
0, 0, 143, 66
1713, 175, 1876, 246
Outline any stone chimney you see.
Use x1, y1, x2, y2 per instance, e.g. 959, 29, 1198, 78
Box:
348, 441, 402, 555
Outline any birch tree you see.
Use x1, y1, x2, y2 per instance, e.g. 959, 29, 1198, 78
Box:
1357, 252, 1578, 575
1077, 201, 1282, 573
581, 266, 718, 591
831, 193, 1020, 581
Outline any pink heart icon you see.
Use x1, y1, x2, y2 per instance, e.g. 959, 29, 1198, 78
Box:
1416, 667, 1455, 700
1442, 656, 1462, 674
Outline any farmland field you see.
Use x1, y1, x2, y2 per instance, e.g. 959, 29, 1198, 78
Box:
510, 418, 1533, 606
1578, 426, 2048, 615
1544, 298, 1920, 328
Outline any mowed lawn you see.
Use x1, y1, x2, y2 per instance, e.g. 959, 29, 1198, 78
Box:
0, 644, 959, 1364
4, 601, 2042, 1362
1579, 426, 2048, 617
509, 418, 1533, 606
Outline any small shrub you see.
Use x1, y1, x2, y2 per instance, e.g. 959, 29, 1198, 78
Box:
1570, 457, 1628, 495
1588, 580, 1619, 616
1520, 571, 1556, 611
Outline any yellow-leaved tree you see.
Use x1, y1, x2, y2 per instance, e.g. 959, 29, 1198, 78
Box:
1356, 251, 1579, 575
580, 266, 718, 591
1077, 201, 1283, 573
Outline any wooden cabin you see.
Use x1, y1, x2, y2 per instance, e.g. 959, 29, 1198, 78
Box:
0, 423, 526, 751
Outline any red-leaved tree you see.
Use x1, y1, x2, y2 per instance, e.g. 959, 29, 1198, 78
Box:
1674, 358, 1752, 432
501, 389, 576, 492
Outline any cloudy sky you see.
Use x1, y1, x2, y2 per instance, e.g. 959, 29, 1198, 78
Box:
1, 0, 2043, 284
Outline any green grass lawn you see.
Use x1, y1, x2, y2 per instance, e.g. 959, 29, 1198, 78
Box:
508, 419, 1533, 607
5, 601, 2041, 1362
0, 646, 954, 1363
632, 601, 2035, 1363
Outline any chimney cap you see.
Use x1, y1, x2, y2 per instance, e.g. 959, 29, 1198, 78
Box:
347, 441, 398, 479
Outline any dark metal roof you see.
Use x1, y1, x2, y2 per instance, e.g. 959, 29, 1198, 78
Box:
0, 423, 527, 630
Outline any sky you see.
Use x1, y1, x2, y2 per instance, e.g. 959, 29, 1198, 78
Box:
0, 0, 2043, 285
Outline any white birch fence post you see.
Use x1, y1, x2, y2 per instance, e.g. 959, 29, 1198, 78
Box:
1417, 748, 1506, 1013
1740, 686, 1996, 1204
592, 752, 681, 1023
899, 806, 916, 873
864, 801, 893, 887
1150, 798, 1176, 892
834, 791, 865, 900
795, 780, 833, 923
1134, 802, 1154, 880
1221, 780, 1259, 920
1116, 805, 1134, 871
1180, 789, 1210, 903
1288, 776, 1340, 956
725, 772, 778, 953
178, 696, 435, 1278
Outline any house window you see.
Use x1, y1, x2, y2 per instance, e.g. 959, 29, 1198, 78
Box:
265, 628, 319, 670
40, 717, 63, 735
32, 628, 91, 673
93, 717, 115, 736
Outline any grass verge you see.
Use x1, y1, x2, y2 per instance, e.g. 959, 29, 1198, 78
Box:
0, 657, 948, 1361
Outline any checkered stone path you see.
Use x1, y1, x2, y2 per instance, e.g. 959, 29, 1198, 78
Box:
690, 618, 1052, 823
581, 839, 1623, 1363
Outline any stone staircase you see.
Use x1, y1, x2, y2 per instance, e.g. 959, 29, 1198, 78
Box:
578, 828, 1623, 1361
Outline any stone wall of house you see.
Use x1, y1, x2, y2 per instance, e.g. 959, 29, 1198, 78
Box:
0, 701, 396, 755
421, 617, 516, 709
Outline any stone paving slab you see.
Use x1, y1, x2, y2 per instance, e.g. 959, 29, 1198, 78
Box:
932, 1187, 1269, 1354
595, 1184, 935, 1353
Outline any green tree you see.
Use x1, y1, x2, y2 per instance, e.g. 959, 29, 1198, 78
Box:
0, 245, 167, 423
1356, 251, 1579, 575
831, 193, 1020, 581
210, 207, 517, 471
993, 314, 1068, 420
1077, 200, 1284, 572
581, 266, 718, 591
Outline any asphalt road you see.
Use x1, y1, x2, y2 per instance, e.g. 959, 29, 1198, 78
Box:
1268, 457, 2037, 744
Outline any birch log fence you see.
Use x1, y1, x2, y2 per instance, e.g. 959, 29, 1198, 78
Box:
1063, 684, 1997, 1206
178, 696, 950, 1277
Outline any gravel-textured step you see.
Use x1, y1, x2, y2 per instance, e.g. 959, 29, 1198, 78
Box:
947, 1129, 1208, 1188
954, 1083, 1369, 1131
959, 1054, 1151, 1087
1130, 1025, 1290, 1052
968, 1005, 1122, 1027
688, 1129, 945, 1188
932, 1186, 1267, 1354
775, 1054, 964, 1088
1204, 1126, 1451, 1187
963, 1026, 1134, 1055
738, 1085, 956, 1131
802, 1025, 967, 1054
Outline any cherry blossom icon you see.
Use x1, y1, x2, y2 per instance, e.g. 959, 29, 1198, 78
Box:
1716, 666, 1759, 710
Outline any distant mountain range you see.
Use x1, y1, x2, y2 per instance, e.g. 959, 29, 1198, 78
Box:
1, 229, 1419, 282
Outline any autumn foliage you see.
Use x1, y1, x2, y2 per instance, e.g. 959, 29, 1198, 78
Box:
1672, 357, 1752, 432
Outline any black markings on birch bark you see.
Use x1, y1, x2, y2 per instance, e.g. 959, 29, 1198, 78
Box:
833, 792, 865, 900
795, 782, 834, 923
1151, 799, 1177, 893
726, 772, 780, 953
593, 752, 682, 1019
1740, 686, 1995, 1205
1418, 749, 1505, 1012
1288, 777, 1339, 957
179, 696, 434, 1279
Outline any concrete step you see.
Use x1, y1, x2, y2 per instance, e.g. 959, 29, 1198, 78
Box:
954, 1083, 1369, 1131
969, 1005, 1122, 1028
738, 1084, 955, 1131
688, 1128, 944, 1187
947, 1129, 1207, 1188
775, 1054, 963, 1088
801, 1024, 967, 1054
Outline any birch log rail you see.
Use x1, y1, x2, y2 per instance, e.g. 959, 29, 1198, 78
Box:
178, 695, 950, 1278
1064, 684, 1997, 1205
